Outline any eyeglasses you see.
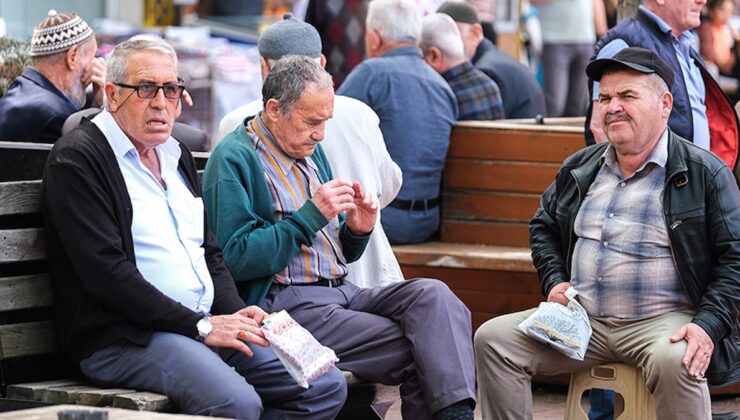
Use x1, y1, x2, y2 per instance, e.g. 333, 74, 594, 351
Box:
115, 82, 186, 99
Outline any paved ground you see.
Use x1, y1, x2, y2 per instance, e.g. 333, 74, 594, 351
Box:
384, 385, 740, 419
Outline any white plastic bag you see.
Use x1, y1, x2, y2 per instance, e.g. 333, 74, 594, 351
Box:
261, 310, 339, 388
518, 287, 592, 360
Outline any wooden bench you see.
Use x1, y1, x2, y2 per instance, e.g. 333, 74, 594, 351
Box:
0, 145, 397, 418
393, 119, 740, 395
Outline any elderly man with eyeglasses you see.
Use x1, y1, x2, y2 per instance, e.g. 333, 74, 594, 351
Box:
41, 34, 347, 419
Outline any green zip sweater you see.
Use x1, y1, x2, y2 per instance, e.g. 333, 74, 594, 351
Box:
202, 120, 370, 306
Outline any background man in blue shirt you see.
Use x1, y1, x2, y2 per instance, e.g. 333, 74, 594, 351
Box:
338, 0, 458, 244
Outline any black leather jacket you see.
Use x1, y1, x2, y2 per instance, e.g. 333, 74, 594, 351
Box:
530, 130, 739, 386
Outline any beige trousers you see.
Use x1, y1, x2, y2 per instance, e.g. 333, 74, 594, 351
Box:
474, 309, 711, 420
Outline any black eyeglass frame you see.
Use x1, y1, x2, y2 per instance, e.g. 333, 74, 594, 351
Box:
115, 82, 186, 100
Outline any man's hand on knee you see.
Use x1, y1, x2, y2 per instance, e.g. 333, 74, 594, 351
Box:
204, 312, 270, 356
670, 322, 714, 379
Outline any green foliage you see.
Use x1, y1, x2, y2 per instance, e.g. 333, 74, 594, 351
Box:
0, 37, 31, 97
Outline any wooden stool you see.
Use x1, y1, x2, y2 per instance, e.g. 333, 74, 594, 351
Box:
564, 363, 656, 420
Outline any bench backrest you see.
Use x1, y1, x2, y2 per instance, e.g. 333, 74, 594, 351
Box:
0, 179, 77, 392
440, 119, 585, 247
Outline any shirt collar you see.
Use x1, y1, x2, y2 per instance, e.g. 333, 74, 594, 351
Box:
250, 112, 318, 175
442, 61, 474, 81
639, 5, 696, 46
92, 109, 181, 161
602, 128, 669, 176
382, 45, 423, 59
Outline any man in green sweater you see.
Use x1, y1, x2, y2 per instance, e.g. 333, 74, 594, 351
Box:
203, 56, 477, 420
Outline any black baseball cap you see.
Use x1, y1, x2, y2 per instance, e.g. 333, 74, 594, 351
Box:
586, 47, 675, 88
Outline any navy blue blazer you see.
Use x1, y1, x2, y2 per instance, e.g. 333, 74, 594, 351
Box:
0, 67, 81, 143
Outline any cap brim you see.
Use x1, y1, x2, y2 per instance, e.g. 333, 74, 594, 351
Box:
586, 58, 656, 81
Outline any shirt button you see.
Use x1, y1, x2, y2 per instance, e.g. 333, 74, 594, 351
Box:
609, 213, 614, 218
603, 241, 609, 247
620, 182, 626, 187
597, 276, 603, 282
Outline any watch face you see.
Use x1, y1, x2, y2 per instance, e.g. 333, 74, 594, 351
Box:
197, 317, 212, 338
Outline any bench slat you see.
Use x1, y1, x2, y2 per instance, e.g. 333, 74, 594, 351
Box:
112, 392, 173, 412
440, 220, 530, 247
0, 228, 46, 263
393, 242, 534, 272
443, 159, 559, 193
76, 389, 138, 407
0, 274, 53, 311
6, 379, 84, 401
0, 180, 42, 216
442, 190, 540, 223
0, 320, 57, 359
41, 385, 101, 404
448, 126, 583, 163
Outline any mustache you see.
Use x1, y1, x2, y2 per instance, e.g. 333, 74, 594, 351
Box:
605, 112, 629, 125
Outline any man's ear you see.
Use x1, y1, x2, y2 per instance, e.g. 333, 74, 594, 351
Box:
259, 56, 271, 79
65, 44, 79, 70
264, 98, 282, 121
423, 46, 444, 72
470, 23, 484, 44
660, 91, 673, 118
365, 28, 382, 56
105, 83, 119, 112
319, 53, 327, 69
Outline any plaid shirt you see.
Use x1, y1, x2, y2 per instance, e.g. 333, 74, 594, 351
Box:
571, 131, 692, 318
442, 61, 504, 121
247, 115, 348, 285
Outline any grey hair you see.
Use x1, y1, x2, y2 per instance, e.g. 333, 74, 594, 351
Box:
367, 0, 422, 44
420, 13, 465, 61
262, 56, 333, 115
265, 55, 322, 69
106, 34, 178, 84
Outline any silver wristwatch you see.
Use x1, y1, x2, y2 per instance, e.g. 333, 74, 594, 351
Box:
195, 316, 212, 342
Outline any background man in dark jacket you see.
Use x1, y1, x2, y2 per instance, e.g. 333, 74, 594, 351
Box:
475, 48, 739, 420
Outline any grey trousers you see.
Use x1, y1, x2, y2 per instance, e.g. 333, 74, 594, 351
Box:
261, 278, 477, 420
80, 332, 347, 419
474, 309, 711, 420
541, 42, 593, 117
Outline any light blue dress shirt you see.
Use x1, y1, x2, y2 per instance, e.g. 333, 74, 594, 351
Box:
593, 6, 710, 150
93, 110, 214, 313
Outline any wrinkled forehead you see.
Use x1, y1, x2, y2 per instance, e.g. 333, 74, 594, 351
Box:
124, 51, 179, 82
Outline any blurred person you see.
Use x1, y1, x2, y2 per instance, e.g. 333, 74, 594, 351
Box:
530, 0, 595, 117
421, 12, 505, 120
338, 0, 458, 244
698, 0, 738, 78
438, 1, 547, 119
0, 10, 105, 142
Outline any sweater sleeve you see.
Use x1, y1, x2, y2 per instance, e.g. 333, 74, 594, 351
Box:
202, 145, 330, 284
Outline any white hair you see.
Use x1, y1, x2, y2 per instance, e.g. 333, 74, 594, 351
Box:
367, 0, 422, 44
106, 34, 178, 84
420, 13, 466, 61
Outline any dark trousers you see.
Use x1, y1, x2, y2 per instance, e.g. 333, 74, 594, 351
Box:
261, 278, 477, 419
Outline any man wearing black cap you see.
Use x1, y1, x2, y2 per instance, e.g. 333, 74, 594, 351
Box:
587, 0, 739, 185
474, 47, 739, 420
437, 1, 545, 119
